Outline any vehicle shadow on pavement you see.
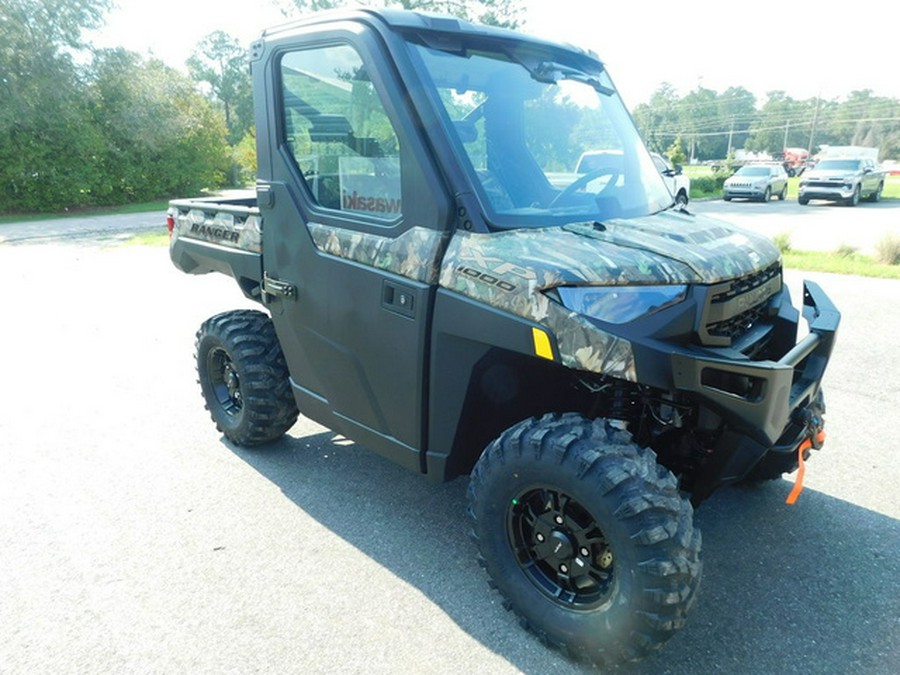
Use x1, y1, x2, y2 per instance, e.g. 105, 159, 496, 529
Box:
229, 431, 900, 675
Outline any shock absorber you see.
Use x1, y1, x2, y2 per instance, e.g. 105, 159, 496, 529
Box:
609, 382, 639, 422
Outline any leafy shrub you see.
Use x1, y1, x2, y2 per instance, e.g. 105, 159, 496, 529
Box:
772, 232, 792, 253
835, 243, 858, 257
690, 174, 727, 197
875, 234, 900, 265
0, 49, 229, 214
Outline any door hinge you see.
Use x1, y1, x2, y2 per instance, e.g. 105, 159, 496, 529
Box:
263, 273, 297, 300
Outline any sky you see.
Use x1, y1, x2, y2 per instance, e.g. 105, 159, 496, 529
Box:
89, 0, 899, 108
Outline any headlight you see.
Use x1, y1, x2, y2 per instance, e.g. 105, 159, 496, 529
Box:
555, 285, 688, 324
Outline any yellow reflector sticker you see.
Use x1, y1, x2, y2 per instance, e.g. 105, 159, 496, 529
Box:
532, 327, 554, 361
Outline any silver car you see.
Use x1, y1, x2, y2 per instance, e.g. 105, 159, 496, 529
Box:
723, 164, 789, 202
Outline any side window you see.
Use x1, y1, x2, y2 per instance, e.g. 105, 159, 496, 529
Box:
280, 44, 402, 221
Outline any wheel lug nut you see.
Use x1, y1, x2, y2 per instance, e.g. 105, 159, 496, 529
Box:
560, 564, 568, 574
554, 516, 564, 525
536, 533, 545, 542
580, 547, 589, 557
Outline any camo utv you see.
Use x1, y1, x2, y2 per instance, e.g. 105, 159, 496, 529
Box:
168, 8, 840, 667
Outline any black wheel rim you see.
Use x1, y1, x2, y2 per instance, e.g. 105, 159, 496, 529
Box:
508, 487, 614, 609
207, 347, 243, 416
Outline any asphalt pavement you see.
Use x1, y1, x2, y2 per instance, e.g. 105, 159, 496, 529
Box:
691, 197, 900, 256
0, 215, 898, 674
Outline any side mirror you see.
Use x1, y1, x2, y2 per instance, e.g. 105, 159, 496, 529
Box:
674, 163, 683, 175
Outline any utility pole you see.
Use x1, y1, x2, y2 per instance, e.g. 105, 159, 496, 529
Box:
783, 120, 790, 151
727, 117, 735, 157
807, 96, 820, 156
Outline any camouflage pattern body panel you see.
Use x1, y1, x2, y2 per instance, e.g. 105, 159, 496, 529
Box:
544, 301, 637, 381
307, 223, 444, 285
439, 211, 782, 381
170, 206, 263, 254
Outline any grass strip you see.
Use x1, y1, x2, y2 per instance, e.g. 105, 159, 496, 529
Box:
782, 250, 900, 278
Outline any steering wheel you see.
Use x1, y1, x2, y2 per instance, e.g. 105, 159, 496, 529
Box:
549, 167, 620, 209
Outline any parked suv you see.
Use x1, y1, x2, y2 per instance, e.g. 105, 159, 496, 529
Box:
723, 164, 789, 202
798, 157, 885, 206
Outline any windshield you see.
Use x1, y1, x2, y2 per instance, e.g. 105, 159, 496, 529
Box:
736, 166, 770, 176
815, 159, 862, 171
409, 42, 672, 228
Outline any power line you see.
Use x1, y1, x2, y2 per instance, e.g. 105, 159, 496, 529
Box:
645, 116, 900, 138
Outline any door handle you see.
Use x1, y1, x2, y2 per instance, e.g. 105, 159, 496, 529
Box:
382, 280, 416, 318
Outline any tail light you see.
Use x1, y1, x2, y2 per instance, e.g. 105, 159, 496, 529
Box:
166, 214, 175, 237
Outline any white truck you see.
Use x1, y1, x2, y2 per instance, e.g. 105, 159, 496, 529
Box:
650, 151, 691, 207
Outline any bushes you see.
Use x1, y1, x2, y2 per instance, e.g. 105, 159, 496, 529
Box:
690, 173, 728, 199
772, 232, 792, 253
875, 234, 900, 265
0, 49, 229, 214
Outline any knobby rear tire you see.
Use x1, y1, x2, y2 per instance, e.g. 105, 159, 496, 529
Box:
195, 309, 299, 446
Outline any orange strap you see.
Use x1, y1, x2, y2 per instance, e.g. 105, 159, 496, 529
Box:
785, 431, 826, 505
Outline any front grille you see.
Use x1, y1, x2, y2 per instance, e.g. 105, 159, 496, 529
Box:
707, 303, 767, 339
805, 180, 843, 188
699, 262, 782, 347
710, 263, 780, 304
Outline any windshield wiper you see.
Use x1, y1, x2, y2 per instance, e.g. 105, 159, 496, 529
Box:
529, 61, 614, 95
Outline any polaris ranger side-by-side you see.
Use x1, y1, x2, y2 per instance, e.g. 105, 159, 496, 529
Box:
168, 9, 839, 666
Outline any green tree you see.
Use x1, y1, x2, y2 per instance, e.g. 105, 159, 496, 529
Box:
679, 86, 722, 161
744, 91, 808, 155
666, 136, 686, 167
717, 86, 756, 156
820, 90, 900, 157
90, 49, 230, 202
633, 83, 681, 153
187, 31, 254, 144
0, 0, 113, 211
282, 0, 524, 28
0, 0, 230, 212
0, 0, 112, 51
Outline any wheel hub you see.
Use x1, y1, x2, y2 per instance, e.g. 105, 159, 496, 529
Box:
509, 487, 615, 608
547, 529, 574, 562
224, 363, 241, 402
209, 348, 243, 415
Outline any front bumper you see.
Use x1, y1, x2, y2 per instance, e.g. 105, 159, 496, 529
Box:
667, 280, 839, 500
671, 281, 838, 446
799, 183, 856, 201
724, 184, 768, 199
